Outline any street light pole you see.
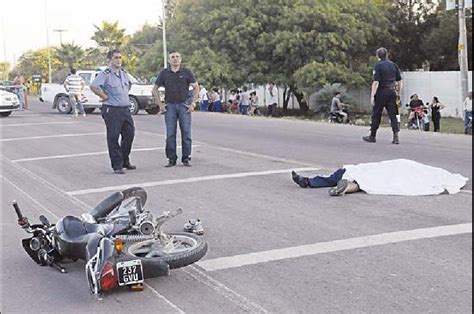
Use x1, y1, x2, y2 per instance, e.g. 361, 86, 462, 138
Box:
162, 0, 168, 69
458, 0, 469, 103
53, 29, 68, 45
44, 0, 52, 83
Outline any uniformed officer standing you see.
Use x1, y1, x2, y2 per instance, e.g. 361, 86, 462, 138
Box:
363, 47, 403, 145
153, 50, 199, 167
90, 48, 136, 174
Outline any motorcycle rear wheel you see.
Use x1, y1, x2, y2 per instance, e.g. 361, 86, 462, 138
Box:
123, 232, 207, 270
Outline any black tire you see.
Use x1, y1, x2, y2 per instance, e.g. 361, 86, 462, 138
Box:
90, 187, 148, 220
56, 96, 72, 114
84, 108, 96, 114
129, 97, 140, 115
124, 232, 207, 270
145, 107, 160, 115
0, 111, 12, 117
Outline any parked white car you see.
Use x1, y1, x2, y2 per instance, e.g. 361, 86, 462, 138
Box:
39, 69, 161, 115
0, 90, 20, 117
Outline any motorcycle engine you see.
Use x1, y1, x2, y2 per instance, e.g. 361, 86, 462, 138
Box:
137, 212, 155, 235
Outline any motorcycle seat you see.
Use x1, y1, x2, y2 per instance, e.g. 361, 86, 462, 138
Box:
58, 216, 113, 241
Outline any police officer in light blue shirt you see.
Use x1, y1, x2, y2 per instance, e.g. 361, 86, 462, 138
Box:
90, 48, 136, 174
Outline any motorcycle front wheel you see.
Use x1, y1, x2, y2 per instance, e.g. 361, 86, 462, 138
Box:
123, 232, 207, 270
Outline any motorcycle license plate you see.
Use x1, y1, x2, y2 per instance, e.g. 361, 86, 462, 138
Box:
117, 260, 144, 286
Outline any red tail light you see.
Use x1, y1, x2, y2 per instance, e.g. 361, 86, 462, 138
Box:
100, 262, 118, 291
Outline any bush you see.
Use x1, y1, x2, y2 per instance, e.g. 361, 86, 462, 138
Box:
310, 83, 356, 114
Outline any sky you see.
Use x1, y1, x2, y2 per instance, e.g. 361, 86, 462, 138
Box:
1, 0, 164, 66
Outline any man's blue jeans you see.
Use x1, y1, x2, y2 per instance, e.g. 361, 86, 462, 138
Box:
164, 102, 192, 162
308, 168, 346, 188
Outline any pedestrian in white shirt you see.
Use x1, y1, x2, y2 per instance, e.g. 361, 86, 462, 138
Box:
266, 82, 278, 117
462, 91, 472, 134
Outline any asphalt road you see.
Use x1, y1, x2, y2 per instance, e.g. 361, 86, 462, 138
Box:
1, 99, 472, 313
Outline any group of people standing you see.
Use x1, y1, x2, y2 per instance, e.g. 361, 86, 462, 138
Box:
198, 82, 279, 117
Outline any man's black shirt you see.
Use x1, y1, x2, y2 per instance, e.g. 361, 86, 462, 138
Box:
373, 59, 402, 90
155, 67, 196, 104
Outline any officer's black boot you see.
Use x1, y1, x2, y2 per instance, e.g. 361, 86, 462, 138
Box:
392, 132, 400, 145
362, 131, 377, 143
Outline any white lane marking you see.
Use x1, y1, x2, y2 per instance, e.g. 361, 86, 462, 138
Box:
182, 266, 269, 313
2, 176, 60, 220
204, 144, 321, 168
11, 146, 199, 163
67, 167, 321, 196
197, 223, 473, 272
144, 283, 186, 314
0, 132, 104, 142
1, 121, 78, 127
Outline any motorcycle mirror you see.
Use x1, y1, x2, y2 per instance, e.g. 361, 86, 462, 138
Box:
39, 215, 51, 227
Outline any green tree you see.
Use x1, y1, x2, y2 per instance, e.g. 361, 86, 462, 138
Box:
55, 43, 85, 69
91, 21, 130, 49
169, 0, 390, 112
0, 62, 10, 80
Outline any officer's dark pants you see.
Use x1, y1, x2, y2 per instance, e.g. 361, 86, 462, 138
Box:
101, 106, 135, 170
370, 89, 400, 136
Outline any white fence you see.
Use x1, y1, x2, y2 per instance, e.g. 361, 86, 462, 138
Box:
400, 71, 472, 118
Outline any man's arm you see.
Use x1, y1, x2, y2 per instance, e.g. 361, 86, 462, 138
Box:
152, 85, 166, 113
63, 78, 69, 92
370, 81, 379, 106
186, 82, 200, 112
396, 80, 403, 97
90, 86, 108, 102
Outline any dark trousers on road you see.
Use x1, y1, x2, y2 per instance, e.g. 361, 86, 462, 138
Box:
101, 106, 135, 171
370, 89, 400, 136
164, 103, 192, 162
432, 113, 441, 132
308, 168, 346, 188
267, 103, 277, 117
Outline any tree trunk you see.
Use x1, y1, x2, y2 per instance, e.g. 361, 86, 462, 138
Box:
282, 86, 291, 113
290, 85, 309, 112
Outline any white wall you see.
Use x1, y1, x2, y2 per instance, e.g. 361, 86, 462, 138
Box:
401, 71, 473, 118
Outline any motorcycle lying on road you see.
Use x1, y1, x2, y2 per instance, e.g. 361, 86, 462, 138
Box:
13, 187, 207, 299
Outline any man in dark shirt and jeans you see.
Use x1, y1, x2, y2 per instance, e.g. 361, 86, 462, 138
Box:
153, 51, 200, 167
363, 47, 403, 144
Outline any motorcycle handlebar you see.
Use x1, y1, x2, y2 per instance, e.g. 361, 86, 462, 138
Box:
12, 201, 24, 220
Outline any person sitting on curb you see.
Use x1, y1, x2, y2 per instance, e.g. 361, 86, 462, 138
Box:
292, 159, 468, 197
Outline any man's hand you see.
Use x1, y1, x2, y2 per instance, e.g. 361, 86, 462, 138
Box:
185, 103, 195, 113
370, 96, 375, 107
159, 104, 167, 114
99, 95, 108, 103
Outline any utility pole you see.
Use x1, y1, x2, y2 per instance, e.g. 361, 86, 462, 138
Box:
162, 0, 168, 69
44, 0, 52, 83
458, 0, 469, 102
53, 29, 68, 45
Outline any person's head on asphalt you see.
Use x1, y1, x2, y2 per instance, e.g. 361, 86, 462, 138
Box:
107, 48, 122, 69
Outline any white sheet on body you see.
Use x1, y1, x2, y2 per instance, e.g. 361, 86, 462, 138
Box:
342, 159, 469, 196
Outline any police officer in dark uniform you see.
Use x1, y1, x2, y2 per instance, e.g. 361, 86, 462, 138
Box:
363, 47, 403, 145
90, 48, 136, 174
